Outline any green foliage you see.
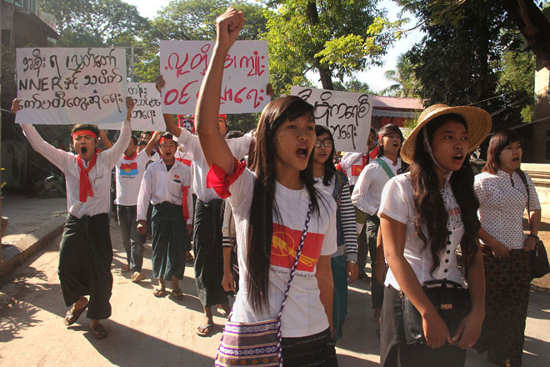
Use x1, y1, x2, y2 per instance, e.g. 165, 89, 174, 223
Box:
40, 0, 150, 47
264, 0, 398, 94
380, 54, 421, 97
333, 78, 373, 94
498, 50, 536, 123
133, 0, 267, 83
396, 0, 526, 129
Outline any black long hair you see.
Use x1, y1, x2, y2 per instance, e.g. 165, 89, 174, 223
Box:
410, 113, 480, 275
247, 96, 320, 312
314, 125, 336, 186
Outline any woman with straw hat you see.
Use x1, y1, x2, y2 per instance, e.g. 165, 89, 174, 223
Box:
377, 104, 491, 366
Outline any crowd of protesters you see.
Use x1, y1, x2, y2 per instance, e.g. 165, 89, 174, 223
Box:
8, 6, 544, 367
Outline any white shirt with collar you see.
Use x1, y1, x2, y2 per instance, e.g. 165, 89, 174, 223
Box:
176, 127, 253, 202
352, 156, 402, 216
136, 159, 193, 224
22, 120, 131, 219
474, 170, 540, 250
378, 172, 467, 290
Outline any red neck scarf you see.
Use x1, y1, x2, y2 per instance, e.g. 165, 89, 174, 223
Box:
124, 151, 137, 160
77, 154, 97, 202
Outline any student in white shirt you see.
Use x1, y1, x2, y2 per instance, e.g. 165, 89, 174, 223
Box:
157, 77, 254, 337
137, 133, 193, 298
352, 123, 405, 327
474, 130, 541, 367
197, 9, 338, 366
102, 131, 159, 282
312, 125, 358, 342
336, 128, 378, 280
11, 97, 134, 340
378, 104, 490, 366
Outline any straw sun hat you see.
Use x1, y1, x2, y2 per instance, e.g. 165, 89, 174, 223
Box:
400, 104, 492, 164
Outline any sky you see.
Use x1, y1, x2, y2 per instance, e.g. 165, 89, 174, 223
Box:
122, 0, 424, 93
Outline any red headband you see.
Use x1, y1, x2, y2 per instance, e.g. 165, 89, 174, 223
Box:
159, 136, 174, 145
72, 130, 97, 139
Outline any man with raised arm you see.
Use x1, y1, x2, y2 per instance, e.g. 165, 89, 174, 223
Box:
11, 97, 134, 339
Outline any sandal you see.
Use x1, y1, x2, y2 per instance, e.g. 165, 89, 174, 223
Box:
90, 323, 108, 339
153, 287, 168, 297
170, 288, 184, 300
196, 323, 214, 337
64, 300, 88, 326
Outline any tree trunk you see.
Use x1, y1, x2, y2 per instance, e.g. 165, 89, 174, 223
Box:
306, 0, 334, 90
503, 0, 550, 68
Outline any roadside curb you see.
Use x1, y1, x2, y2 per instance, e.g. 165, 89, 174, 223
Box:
0, 217, 65, 278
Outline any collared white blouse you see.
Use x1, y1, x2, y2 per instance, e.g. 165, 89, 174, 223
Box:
474, 170, 540, 250
378, 173, 467, 290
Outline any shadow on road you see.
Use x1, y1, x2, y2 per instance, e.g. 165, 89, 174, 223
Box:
84, 319, 215, 367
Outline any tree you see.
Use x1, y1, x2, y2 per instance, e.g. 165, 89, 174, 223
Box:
498, 49, 536, 122
133, 0, 267, 82
380, 54, 421, 97
502, 0, 550, 69
264, 0, 399, 94
40, 0, 149, 47
395, 0, 526, 129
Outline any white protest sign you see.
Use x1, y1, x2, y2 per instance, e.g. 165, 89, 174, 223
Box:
290, 87, 373, 152
15, 47, 127, 125
160, 40, 269, 114
97, 83, 164, 131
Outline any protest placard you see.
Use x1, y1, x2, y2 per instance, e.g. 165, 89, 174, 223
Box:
15, 48, 127, 125
160, 40, 269, 114
97, 83, 164, 131
290, 87, 373, 152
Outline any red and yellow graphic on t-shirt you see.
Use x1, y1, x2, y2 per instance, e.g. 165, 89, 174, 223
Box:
351, 164, 364, 177
120, 162, 138, 176
270, 223, 324, 272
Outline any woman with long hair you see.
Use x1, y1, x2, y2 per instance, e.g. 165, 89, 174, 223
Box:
378, 104, 490, 366
196, 8, 338, 366
352, 124, 406, 329
474, 130, 541, 367
312, 125, 359, 341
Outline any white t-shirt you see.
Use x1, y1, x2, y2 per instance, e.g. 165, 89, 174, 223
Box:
352, 156, 402, 216
228, 167, 337, 337
115, 150, 150, 206
378, 173, 466, 290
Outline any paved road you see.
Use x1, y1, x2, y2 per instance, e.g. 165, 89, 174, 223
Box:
1, 222, 549, 366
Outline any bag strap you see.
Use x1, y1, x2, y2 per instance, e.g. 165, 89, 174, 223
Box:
376, 157, 395, 179
516, 169, 530, 213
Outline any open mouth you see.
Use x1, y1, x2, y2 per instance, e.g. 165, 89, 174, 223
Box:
296, 148, 308, 159
512, 157, 520, 162
452, 153, 464, 162
81, 147, 88, 154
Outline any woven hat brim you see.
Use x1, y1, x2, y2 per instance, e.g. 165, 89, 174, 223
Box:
400, 106, 492, 164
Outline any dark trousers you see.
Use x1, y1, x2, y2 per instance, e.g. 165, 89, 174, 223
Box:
366, 215, 384, 309
476, 251, 531, 367
151, 203, 188, 280
117, 205, 145, 272
282, 328, 338, 367
380, 286, 466, 367
193, 198, 227, 307
58, 213, 112, 320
